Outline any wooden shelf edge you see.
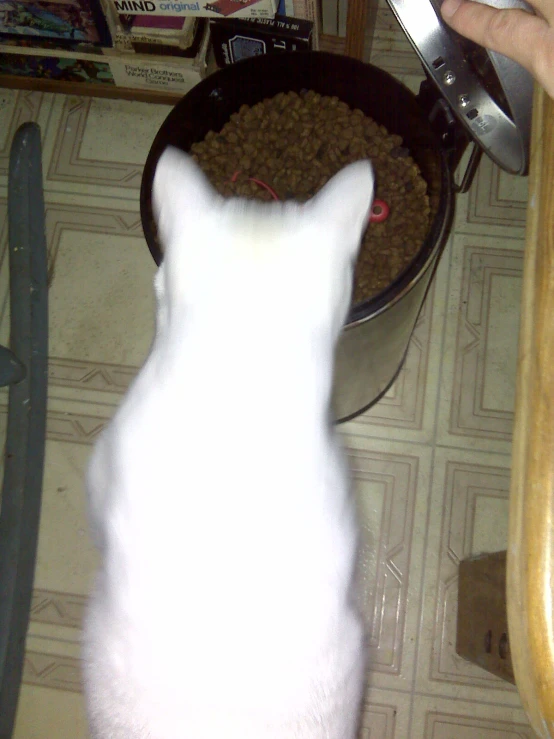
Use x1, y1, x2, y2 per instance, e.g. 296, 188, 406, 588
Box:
0, 73, 184, 105
0, 41, 352, 103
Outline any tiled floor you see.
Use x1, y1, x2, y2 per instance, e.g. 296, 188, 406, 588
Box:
0, 7, 532, 737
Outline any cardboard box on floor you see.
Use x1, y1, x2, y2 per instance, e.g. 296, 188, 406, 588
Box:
457, 550, 515, 684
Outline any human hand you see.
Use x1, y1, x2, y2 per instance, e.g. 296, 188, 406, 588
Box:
440, 0, 554, 99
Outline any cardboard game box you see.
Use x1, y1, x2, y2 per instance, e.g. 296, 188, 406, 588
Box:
116, 14, 203, 55
0, 0, 112, 48
210, 13, 311, 66
0, 18, 209, 92
111, 0, 277, 19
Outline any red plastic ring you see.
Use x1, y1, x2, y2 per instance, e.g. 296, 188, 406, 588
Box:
228, 171, 280, 201
248, 177, 280, 201
370, 199, 390, 223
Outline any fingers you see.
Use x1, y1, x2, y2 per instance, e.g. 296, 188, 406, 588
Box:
442, 0, 551, 25
440, 0, 554, 95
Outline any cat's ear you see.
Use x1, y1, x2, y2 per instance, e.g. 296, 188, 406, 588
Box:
309, 159, 375, 249
153, 147, 216, 243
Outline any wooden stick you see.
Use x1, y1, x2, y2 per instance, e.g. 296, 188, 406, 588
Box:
320, 34, 346, 55
507, 83, 554, 738
344, 0, 378, 61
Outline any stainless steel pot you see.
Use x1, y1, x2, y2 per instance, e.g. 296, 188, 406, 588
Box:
140, 51, 455, 422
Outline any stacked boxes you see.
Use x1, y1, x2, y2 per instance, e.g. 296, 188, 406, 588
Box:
0, 0, 112, 48
0, 18, 210, 93
115, 15, 202, 56
0, 0, 318, 92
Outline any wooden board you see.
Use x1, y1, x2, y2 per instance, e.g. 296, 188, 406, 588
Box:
507, 83, 554, 737
0, 73, 184, 105
345, 0, 378, 60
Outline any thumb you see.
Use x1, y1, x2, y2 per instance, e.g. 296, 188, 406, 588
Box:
441, 0, 543, 65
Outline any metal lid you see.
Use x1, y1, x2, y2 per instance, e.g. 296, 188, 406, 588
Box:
386, 0, 533, 175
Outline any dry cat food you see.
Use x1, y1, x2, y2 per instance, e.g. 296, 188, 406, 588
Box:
190, 89, 431, 304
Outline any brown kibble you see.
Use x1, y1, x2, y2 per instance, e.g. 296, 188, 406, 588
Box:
185, 90, 430, 305
341, 126, 354, 141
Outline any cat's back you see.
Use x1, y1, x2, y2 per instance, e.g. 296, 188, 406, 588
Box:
83, 149, 374, 739
84, 338, 363, 739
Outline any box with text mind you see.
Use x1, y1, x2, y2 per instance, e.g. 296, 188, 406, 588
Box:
111, 0, 277, 19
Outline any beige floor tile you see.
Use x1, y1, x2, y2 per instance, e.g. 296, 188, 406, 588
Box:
0, 90, 45, 181
436, 231, 524, 454
47, 395, 118, 446
0, 194, 155, 443
339, 436, 433, 693
37, 196, 156, 446
46, 201, 155, 367
32, 440, 98, 595
23, 637, 82, 695
0, 394, 119, 449
410, 695, 532, 737
453, 156, 528, 240
14, 684, 89, 739
42, 95, 171, 201
359, 687, 412, 738
414, 446, 522, 708
17, 439, 97, 703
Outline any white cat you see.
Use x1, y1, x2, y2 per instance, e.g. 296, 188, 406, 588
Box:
82, 147, 374, 739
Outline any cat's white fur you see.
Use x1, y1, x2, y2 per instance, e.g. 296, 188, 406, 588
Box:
82, 147, 374, 739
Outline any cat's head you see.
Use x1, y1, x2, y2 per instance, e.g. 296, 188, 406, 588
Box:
153, 146, 374, 341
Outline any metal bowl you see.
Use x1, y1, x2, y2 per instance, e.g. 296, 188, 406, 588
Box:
140, 51, 454, 421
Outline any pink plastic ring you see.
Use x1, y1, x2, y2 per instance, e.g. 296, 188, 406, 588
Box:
370, 199, 390, 223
